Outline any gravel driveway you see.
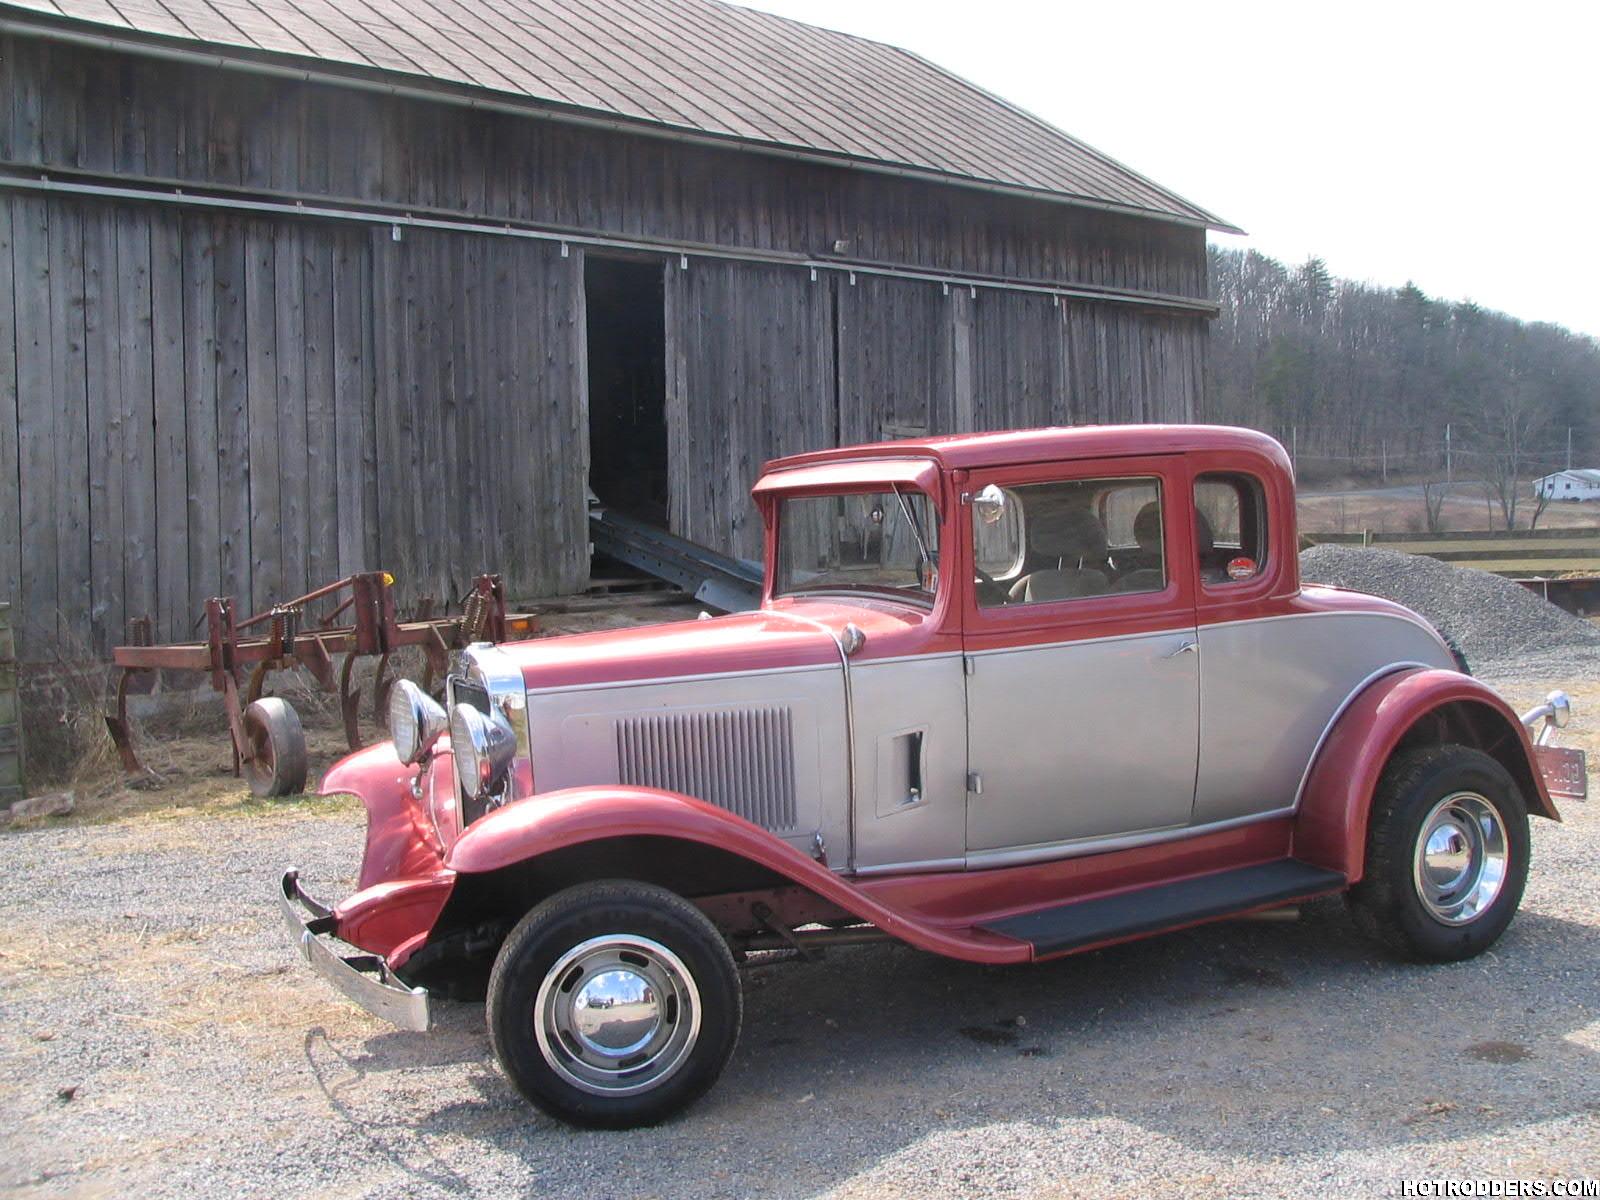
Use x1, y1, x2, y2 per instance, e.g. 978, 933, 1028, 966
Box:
2, 675, 1597, 1199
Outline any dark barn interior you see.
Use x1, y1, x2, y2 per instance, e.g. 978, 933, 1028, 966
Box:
0, 0, 1232, 661
585, 257, 669, 527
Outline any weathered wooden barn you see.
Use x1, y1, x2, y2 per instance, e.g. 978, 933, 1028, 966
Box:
0, 0, 1233, 661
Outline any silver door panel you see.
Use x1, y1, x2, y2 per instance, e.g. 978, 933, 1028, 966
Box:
964, 628, 1200, 852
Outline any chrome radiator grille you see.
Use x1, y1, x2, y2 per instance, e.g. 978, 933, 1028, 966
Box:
615, 707, 798, 832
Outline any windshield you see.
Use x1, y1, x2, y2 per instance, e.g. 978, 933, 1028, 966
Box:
775, 489, 939, 603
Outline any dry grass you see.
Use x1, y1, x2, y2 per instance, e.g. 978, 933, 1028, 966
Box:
1299, 489, 1600, 536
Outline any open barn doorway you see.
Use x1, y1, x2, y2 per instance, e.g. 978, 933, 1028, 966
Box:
584, 255, 669, 529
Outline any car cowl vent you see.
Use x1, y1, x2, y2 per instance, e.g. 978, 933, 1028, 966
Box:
615, 706, 798, 833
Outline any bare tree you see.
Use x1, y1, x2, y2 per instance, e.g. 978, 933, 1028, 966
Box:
1421, 479, 1448, 533
1470, 374, 1549, 531
1528, 476, 1553, 531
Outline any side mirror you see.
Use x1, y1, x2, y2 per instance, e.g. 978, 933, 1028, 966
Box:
973, 483, 1008, 526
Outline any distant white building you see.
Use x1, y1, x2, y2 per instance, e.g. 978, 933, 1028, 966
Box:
1535, 469, 1600, 501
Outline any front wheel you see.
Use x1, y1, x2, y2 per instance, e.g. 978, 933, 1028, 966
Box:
486, 880, 742, 1128
1347, 745, 1530, 961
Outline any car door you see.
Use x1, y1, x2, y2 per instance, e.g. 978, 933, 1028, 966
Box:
961, 455, 1200, 861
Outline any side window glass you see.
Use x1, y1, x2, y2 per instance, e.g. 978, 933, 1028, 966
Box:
1194, 473, 1268, 584
974, 476, 1165, 607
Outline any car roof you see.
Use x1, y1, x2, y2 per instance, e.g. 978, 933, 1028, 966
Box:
761, 424, 1289, 476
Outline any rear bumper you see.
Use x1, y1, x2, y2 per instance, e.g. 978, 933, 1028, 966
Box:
278, 869, 431, 1032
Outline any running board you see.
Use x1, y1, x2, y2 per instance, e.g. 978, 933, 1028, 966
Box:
979, 859, 1346, 958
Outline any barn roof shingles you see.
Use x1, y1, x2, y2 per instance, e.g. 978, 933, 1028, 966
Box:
0, 0, 1235, 230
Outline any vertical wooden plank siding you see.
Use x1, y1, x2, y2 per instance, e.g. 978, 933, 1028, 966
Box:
837, 273, 950, 443
50, 200, 92, 656
331, 230, 371, 577
182, 213, 222, 619
150, 211, 188, 642
243, 220, 281, 607
670, 259, 835, 561
117, 206, 157, 637
273, 221, 309, 602
301, 229, 337, 586
12, 196, 55, 659
82, 204, 125, 653
213, 220, 253, 607
0, 198, 19, 621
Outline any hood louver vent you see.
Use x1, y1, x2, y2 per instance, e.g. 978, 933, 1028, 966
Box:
615, 707, 798, 833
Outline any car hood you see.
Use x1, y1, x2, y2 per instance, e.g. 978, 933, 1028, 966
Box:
494, 608, 843, 693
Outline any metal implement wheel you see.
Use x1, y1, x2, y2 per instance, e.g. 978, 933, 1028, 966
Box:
241, 697, 309, 798
1348, 744, 1529, 962
487, 881, 741, 1129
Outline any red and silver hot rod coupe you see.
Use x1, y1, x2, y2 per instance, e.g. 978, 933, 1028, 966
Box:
280, 425, 1585, 1127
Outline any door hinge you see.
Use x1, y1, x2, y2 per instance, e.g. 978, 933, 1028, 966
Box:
967, 770, 983, 795
963, 654, 976, 676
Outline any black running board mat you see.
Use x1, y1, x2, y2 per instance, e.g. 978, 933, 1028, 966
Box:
979, 859, 1346, 957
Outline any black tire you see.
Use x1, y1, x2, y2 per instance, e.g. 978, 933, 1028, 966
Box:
241, 697, 308, 798
487, 880, 741, 1129
1347, 744, 1529, 962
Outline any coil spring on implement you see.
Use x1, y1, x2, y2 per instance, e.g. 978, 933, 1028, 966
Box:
462, 590, 490, 643
269, 605, 303, 656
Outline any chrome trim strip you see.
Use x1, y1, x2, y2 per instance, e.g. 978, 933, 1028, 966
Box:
522, 660, 836, 697
852, 855, 969, 877
964, 610, 1450, 664
965, 625, 1194, 660
1288, 661, 1431, 810
520, 651, 967, 698
961, 806, 1298, 871
278, 869, 431, 1033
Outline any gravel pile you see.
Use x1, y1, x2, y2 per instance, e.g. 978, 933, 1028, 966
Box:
1299, 543, 1600, 671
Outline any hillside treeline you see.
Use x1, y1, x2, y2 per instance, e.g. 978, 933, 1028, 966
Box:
1207, 246, 1600, 485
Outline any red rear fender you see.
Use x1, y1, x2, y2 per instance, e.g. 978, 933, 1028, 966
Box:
1294, 668, 1558, 881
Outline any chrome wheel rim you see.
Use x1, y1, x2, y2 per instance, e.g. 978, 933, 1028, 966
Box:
533, 935, 700, 1097
1412, 792, 1509, 925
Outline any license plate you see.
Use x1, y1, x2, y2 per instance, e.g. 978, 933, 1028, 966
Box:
1534, 745, 1588, 801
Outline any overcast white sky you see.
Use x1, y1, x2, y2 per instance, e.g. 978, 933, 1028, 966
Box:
737, 0, 1600, 338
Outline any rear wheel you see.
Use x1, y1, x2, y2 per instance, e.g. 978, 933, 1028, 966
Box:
1347, 745, 1529, 961
487, 880, 741, 1129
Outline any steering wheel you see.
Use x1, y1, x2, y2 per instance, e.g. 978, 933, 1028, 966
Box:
974, 566, 997, 588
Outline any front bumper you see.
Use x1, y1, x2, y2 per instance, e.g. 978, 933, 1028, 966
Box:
278, 869, 431, 1032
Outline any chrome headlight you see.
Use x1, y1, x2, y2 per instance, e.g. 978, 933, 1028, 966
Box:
388, 679, 448, 765
450, 701, 518, 796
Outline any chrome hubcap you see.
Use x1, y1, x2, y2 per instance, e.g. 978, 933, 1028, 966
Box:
1413, 792, 1509, 925
534, 935, 700, 1096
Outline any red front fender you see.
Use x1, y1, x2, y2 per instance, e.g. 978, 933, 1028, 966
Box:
1294, 668, 1559, 882
446, 786, 1030, 963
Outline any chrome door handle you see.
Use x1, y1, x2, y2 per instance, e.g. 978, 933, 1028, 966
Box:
1164, 639, 1198, 658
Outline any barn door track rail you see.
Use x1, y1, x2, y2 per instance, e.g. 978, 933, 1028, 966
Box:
0, 167, 1219, 318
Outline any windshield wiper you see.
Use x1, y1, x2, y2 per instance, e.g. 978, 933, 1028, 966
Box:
892, 486, 935, 589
